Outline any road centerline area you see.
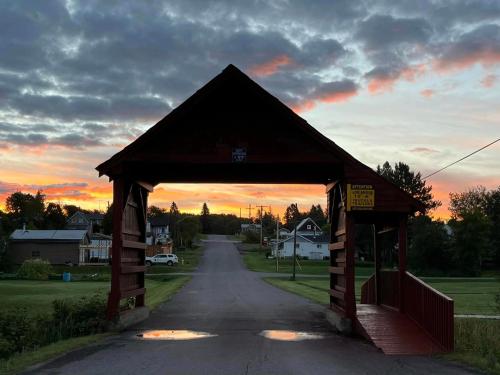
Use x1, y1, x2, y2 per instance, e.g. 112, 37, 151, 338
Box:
28, 235, 477, 375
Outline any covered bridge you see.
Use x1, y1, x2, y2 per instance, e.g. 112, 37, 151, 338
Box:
96, 64, 454, 354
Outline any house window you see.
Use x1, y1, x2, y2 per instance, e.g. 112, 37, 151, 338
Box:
32, 251, 40, 258
295, 244, 300, 248
317, 244, 322, 248
307, 225, 312, 230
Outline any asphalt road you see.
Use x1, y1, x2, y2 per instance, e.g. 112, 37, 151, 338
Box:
28, 235, 478, 375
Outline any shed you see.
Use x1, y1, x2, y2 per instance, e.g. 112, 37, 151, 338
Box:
9, 229, 90, 265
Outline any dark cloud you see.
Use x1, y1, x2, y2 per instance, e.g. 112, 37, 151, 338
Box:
0, 0, 498, 149
357, 14, 432, 51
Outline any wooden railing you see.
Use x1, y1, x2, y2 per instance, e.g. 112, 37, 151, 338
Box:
360, 274, 375, 304
403, 272, 454, 352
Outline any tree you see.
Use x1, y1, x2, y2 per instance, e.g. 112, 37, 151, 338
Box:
284, 203, 304, 230
177, 216, 201, 248
147, 205, 165, 218
43, 203, 66, 229
376, 161, 441, 213
6, 191, 45, 228
169, 202, 180, 216
308, 204, 326, 227
63, 204, 81, 219
449, 211, 491, 276
449, 186, 489, 220
408, 216, 451, 275
486, 188, 500, 266
102, 204, 113, 235
200, 203, 210, 234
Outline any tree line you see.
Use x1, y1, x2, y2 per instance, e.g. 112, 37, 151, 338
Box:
377, 161, 500, 276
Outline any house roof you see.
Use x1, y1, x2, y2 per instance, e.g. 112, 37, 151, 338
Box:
96, 64, 424, 214
150, 215, 170, 226
279, 233, 329, 244
291, 217, 322, 235
10, 230, 88, 242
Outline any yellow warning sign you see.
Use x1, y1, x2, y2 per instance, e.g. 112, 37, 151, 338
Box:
347, 184, 374, 211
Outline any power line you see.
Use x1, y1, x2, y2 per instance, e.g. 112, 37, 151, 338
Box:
423, 137, 500, 180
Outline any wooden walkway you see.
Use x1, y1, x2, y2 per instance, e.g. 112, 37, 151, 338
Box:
355, 304, 444, 355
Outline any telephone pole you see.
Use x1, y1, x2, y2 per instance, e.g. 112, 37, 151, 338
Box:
255, 205, 269, 248
245, 204, 253, 220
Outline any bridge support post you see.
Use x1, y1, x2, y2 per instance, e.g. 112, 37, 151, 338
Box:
398, 216, 408, 313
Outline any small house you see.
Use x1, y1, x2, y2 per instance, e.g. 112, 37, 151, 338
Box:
275, 217, 329, 259
9, 229, 90, 265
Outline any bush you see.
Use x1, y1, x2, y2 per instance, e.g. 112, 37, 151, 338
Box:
0, 294, 106, 360
17, 259, 54, 280
242, 230, 260, 243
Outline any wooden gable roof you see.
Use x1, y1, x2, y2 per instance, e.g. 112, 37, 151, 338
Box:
96, 64, 424, 213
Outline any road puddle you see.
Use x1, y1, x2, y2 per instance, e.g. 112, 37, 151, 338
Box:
137, 330, 216, 340
259, 330, 325, 341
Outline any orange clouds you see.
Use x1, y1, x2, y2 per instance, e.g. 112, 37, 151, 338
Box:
292, 80, 358, 112
481, 74, 497, 88
420, 89, 434, 98
434, 50, 500, 73
367, 64, 426, 94
249, 55, 292, 77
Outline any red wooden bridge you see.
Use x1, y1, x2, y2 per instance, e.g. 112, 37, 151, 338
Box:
96, 64, 454, 354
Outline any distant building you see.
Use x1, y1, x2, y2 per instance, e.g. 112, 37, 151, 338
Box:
274, 217, 329, 259
147, 215, 171, 245
240, 223, 261, 233
79, 232, 112, 264
66, 211, 104, 233
9, 229, 90, 265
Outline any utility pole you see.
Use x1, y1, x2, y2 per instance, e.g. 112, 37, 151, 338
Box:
255, 205, 269, 248
291, 202, 299, 281
291, 219, 297, 281
276, 214, 280, 272
245, 204, 253, 220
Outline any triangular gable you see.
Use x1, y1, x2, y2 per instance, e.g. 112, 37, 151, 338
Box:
96, 64, 424, 213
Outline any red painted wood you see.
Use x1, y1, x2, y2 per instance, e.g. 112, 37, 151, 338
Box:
403, 272, 454, 352
356, 304, 444, 355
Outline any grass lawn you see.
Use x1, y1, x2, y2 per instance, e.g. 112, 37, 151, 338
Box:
0, 276, 190, 374
263, 277, 500, 315
445, 318, 500, 375
243, 249, 375, 277
0, 276, 190, 314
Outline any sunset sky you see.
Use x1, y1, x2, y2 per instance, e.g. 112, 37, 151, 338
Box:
1, 1, 499, 220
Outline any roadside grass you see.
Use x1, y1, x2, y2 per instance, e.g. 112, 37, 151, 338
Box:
264, 277, 500, 374
0, 276, 190, 314
445, 318, 500, 375
146, 246, 204, 274
263, 277, 500, 315
0, 333, 113, 375
0, 276, 190, 374
243, 250, 375, 277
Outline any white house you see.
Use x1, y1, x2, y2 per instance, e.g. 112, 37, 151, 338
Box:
274, 217, 329, 260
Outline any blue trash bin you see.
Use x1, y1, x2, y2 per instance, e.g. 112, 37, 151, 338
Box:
62, 272, 71, 282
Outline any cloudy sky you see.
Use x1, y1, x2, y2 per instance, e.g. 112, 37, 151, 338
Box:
1, 0, 499, 219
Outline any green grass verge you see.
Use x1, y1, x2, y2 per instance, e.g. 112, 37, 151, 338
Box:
0, 333, 113, 375
0, 276, 191, 374
146, 246, 204, 274
0, 276, 191, 314
243, 251, 374, 277
263, 277, 500, 315
444, 318, 500, 375
143, 276, 191, 309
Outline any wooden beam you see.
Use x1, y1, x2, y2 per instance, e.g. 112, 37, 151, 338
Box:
123, 240, 147, 250
107, 178, 125, 320
136, 181, 154, 192
329, 241, 345, 251
329, 289, 345, 300
329, 266, 345, 275
120, 288, 146, 299
121, 265, 146, 274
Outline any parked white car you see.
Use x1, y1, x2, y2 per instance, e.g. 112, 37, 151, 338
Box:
146, 254, 178, 266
